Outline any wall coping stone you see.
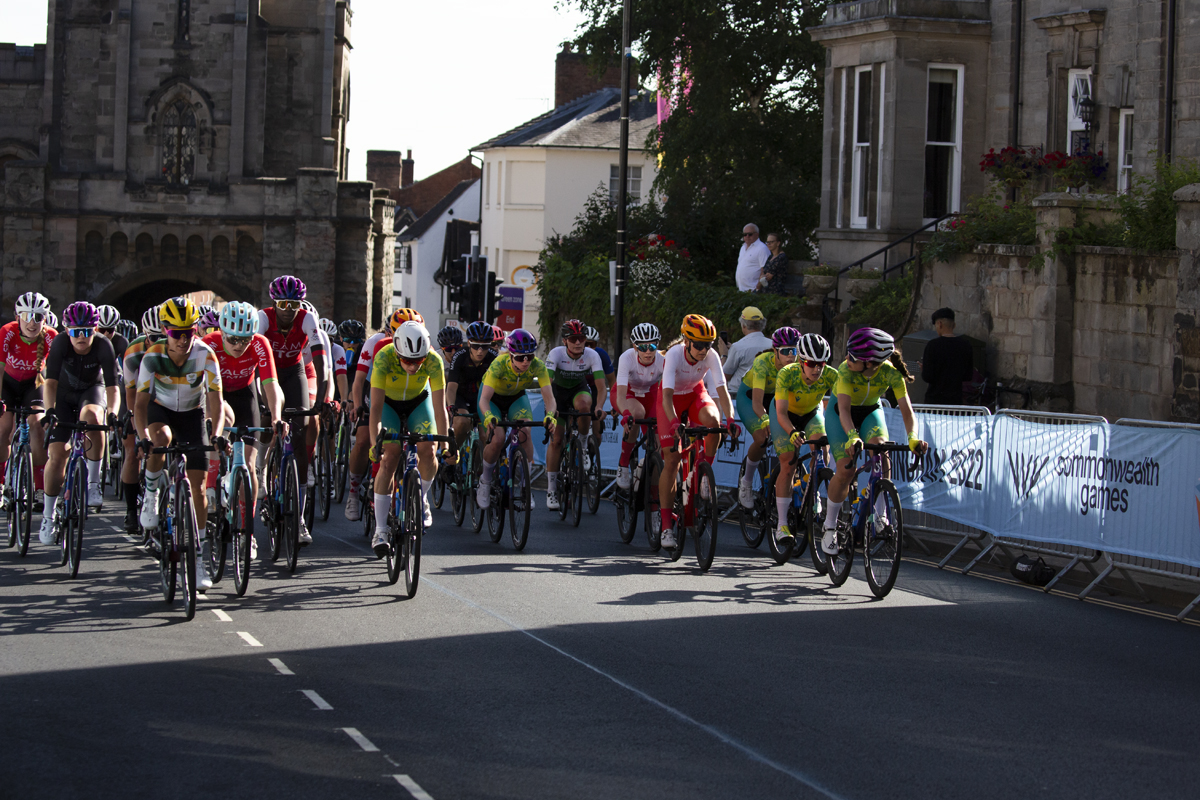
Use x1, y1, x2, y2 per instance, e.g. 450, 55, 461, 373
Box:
972, 243, 1038, 256
1075, 245, 1183, 257
1030, 192, 1118, 209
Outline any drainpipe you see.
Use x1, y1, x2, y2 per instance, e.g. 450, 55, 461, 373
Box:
1165, 0, 1177, 161
1011, 0, 1022, 146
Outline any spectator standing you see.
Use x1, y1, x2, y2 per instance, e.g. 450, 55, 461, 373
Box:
760, 233, 789, 295
722, 306, 772, 396
920, 308, 975, 404
736, 224, 771, 292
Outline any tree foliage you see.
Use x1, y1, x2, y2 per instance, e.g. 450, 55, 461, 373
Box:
563, 0, 829, 280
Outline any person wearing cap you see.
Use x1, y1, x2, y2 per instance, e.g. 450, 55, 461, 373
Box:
736, 223, 771, 292
920, 307, 975, 405
722, 306, 771, 397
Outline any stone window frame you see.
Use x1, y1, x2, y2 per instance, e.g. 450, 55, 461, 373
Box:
923, 63, 965, 224
850, 65, 874, 229
147, 81, 213, 187
1117, 109, 1135, 194
1067, 68, 1094, 154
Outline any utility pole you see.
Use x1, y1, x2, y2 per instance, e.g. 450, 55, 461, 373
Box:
613, 0, 632, 354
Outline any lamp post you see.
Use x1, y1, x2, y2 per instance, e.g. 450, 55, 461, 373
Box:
613, 0, 632, 355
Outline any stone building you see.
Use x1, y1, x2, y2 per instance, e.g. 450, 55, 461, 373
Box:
0, 0, 396, 327
812, 0, 1197, 267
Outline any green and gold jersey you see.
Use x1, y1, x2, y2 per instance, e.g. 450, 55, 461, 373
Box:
136, 339, 222, 412
482, 353, 549, 396
775, 362, 839, 415
833, 360, 908, 407
370, 345, 444, 401
741, 351, 784, 397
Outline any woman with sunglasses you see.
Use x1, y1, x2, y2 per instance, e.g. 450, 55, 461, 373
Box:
658, 314, 740, 551
40, 302, 121, 543
612, 322, 664, 490
0, 292, 56, 502
735, 327, 801, 510
820, 327, 927, 555
770, 333, 839, 548
202, 302, 283, 543
475, 329, 557, 510
116, 305, 164, 534
444, 321, 498, 449
544, 320, 607, 511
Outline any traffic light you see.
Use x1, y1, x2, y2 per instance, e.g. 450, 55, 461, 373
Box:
484, 271, 502, 324
447, 256, 468, 287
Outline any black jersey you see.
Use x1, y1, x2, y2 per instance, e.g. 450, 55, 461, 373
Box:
45, 333, 119, 392
447, 348, 497, 402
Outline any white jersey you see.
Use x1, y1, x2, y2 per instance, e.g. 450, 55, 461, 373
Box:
616, 348, 664, 397
303, 328, 335, 400
662, 343, 725, 395
544, 345, 604, 388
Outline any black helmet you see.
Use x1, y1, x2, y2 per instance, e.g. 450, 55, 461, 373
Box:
338, 319, 366, 343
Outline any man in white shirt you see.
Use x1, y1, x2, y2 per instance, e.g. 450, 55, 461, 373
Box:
735, 223, 771, 292
722, 306, 771, 396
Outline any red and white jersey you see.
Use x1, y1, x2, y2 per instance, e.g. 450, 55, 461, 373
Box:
662, 343, 725, 395
330, 342, 347, 377
0, 321, 56, 382
257, 307, 322, 369
355, 331, 392, 376
302, 327, 335, 385
202, 331, 277, 392
615, 348, 665, 397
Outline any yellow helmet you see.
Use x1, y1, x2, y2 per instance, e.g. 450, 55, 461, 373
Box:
680, 313, 716, 343
388, 307, 424, 332
159, 296, 199, 330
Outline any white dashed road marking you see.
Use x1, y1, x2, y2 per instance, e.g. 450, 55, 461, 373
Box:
392, 774, 435, 800
268, 658, 294, 675
212, 609, 232, 622
341, 728, 379, 752
301, 690, 333, 710
236, 631, 263, 647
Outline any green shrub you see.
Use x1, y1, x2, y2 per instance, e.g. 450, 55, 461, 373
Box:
921, 190, 1036, 265
846, 273, 914, 336
1117, 157, 1200, 250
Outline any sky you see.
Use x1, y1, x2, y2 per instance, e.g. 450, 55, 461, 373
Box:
2, 0, 589, 181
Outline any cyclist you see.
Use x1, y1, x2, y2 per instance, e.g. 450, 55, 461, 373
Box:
736, 327, 799, 509
658, 314, 739, 550
475, 328, 556, 510
0, 292, 56, 504
41, 302, 120, 542
544, 320, 607, 510
96, 305, 129, 364
46, 310, 61, 334
117, 319, 138, 343
367, 321, 449, 555
344, 307, 422, 521
821, 327, 926, 555
136, 297, 224, 590
584, 324, 616, 440
320, 317, 350, 404
198, 307, 220, 337
117, 306, 164, 534
257, 276, 327, 545
613, 322, 664, 490
444, 320, 497, 448
203, 301, 283, 549
339, 319, 367, 378
491, 324, 506, 352
770, 333, 838, 548
436, 325, 464, 366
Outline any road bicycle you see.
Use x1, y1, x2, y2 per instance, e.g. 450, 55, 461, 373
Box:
824, 441, 915, 597
47, 419, 111, 578
208, 424, 269, 597
333, 403, 352, 504
372, 430, 456, 595
263, 406, 322, 574
553, 409, 599, 528
4, 405, 41, 557
737, 438, 778, 550
611, 415, 661, 547
765, 436, 830, 567
664, 423, 737, 572
447, 409, 483, 532
484, 418, 548, 551
148, 439, 216, 621
102, 421, 123, 499
308, 403, 337, 523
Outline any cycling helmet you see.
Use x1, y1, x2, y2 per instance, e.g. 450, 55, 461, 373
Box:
584, 325, 601, 344
268, 275, 307, 301
561, 319, 587, 339
630, 322, 660, 345
393, 321, 431, 359
299, 300, 317, 317
466, 320, 493, 344
506, 328, 537, 355
62, 301, 100, 329
198, 304, 216, 320
15, 291, 51, 319
140, 306, 163, 336
338, 319, 366, 342
117, 319, 138, 341
96, 305, 121, 329
219, 301, 259, 337
159, 296, 199, 330
437, 325, 464, 349
319, 318, 338, 337
771, 327, 801, 349
846, 326, 895, 362
797, 333, 831, 363
388, 307, 424, 332
45, 310, 60, 331
491, 324, 505, 345
680, 313, 717, 342
199, 309, 220, 331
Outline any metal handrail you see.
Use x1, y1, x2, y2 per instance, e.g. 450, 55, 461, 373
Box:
835, 212, 955, 280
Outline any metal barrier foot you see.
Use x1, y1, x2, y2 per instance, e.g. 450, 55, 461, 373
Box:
1079, 562, 1115, 600
1043, 555, 1081, 593
962, 539, 996, 576
1177, 592, 1200, 622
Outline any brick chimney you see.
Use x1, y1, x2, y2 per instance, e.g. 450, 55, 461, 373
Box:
401, 150, 414, 189
555, 43, 630, 107
366, 150, 402, 191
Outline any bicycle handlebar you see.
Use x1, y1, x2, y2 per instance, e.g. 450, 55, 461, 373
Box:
151, 442, 216, 455
281, 406, 323, 420
484, 418, 552, 447
49, 421, 111, 433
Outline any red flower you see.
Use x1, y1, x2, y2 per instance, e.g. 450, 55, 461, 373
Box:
665, 240, 675, 247
637, 253, 645, 260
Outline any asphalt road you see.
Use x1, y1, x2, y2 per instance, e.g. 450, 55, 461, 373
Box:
3, 486, 1199, 800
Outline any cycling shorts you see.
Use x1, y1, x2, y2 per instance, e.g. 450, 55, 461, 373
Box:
380, 390, 436, 438
480, 387, 533, 424
225, 385, 262, 449
657, 385, 716, 451
734, 384, 773, 435
453, 382, 482, 416
825, 400, 888, 462
147, 403, 210, 470
277, 363, 310, 413
612, 384, 659, 420
2, 374, 43, 413
771, 405, 826, 454
47, 384, 107, 445
552, 382, 594, 419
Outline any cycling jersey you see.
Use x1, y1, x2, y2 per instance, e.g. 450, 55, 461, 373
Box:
45, 333, 119, 393
594, 346, 615, 376
545, 346, 603, 389
136, 339, 223, 412
742, 351, 786, 397
447, 348, 496, 408
123, 335, 152, 390
355, 332, 391, 376
482, 353, 549, 396
202, 331, 277, 392
370, 345, 445, 401
615, 348, 664, 397
257, 307, 323, 369
0, 321, 56, 382
775, 362, 839, 416
108, 332, 129, 364
661, 343, 724, 395
330, 341, 347, 377
833, 360, 908, 407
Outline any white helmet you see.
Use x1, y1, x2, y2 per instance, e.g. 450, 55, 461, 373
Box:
97, 305, 121, 329
14, 292, 51, 319
299, 300, 317, 317
319, 317, 338, 336
630, 322, 660, 345
141, 305, 163, 336
393, 321, 431, 359
584, 325, 600, 343
797, 333, 831, 363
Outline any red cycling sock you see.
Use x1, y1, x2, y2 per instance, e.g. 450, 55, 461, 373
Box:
34, 465, 44, 490
206, 461, 219, 489
619, 439, 635, 467
660, 509, 675, 531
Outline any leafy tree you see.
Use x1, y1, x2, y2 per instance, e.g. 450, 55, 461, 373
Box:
563, 0, 829, 281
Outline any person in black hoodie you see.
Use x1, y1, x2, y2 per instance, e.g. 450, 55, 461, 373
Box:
920, 308, 975, 405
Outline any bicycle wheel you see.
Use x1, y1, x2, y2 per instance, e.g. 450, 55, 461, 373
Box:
303, 481, 315, 535
827, 502, 855, 588
470, 437, 485, 535
509, 449, 531, 551
569, 440, 583, 528
431, 458, 446, 510
265, 445, 282, 561
334, 419, 350, 503
864, 481, 904, 598
230, 468, 253, 597
176, 480, 198, 621
159, 488, 175, 603
65, 462, 86, 578
644, 450, 663, 552
692, 461, 718, 572
586, 436, 601, 515
282, 459, 301, 574
4, 469, 15, 549
487, 482, 505, 543
206, 480, 227, 585
386, 484, 403, 586
362, 475, 376, 539
766, 465, 793, 565
14, 447, 33, 556
615, 449, 638, 544
403, 468, 423, 596
807, 468, 832, 575
318, 433, 332, 521
556, 439, 572, 522
667, 486, 685, 563
737, 459, 765, 549
451, 450, 466, 526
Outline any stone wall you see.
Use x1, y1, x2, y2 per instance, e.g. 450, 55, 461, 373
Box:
0, 44, 44, 160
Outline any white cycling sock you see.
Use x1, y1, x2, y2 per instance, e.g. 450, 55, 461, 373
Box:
824, 496, 841, 529
296, 491, 306, 522
481, 459, 496, 483
349, 472, 363, 494
420, 478, 432, 497
742, 457, 759, 484
145, 468, 162, 492
43, 492, 56, 517
874, 493, 889, 523
547, 471, 558, 489
86, 457, 102, 488
374, 492, 390, 531
776, 496, 791, 528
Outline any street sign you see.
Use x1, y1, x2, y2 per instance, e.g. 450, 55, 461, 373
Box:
497, 286, 524, 330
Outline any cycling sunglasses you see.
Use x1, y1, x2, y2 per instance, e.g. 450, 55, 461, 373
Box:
565, 335, 587, 344
17, 312, 46, 324
226, 335, 252, 347
400, 355, 426, 366
98, 327, 116, 335
165, 328, 195, 340
847, 353, 881, 367
148, 333, 165, 343
776, 347, 797, 356
802, 359, 827, 369
635, 343, 658, 352
511, 354, 534, 363
274, 299, 301, 310
68, 327, 95, 338
686, 339, 713, 351
468, 342, 491, 350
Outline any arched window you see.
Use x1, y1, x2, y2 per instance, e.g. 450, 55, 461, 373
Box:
162, 99, 197, 186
